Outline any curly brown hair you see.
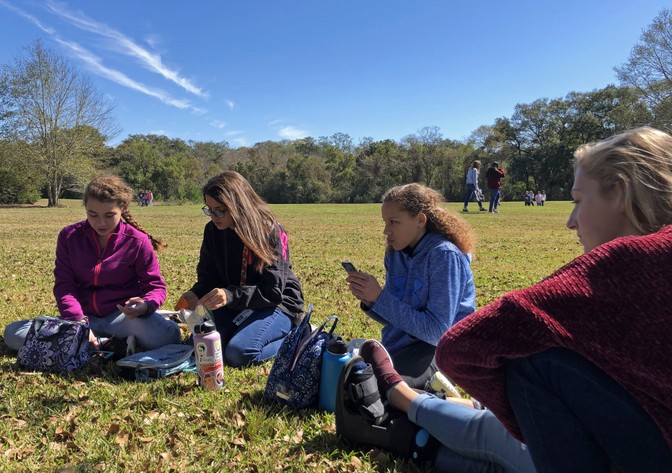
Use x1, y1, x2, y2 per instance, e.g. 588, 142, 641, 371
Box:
382, 183, 475, 254
84, 175, 166, 252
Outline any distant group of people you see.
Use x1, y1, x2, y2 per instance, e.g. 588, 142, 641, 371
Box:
463, 161, 506, 213
523, 190, 546, 206
4, 127, 672, 472
137, 189, 154, 206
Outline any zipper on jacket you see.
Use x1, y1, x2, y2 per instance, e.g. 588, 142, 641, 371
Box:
91, 230, 109, 317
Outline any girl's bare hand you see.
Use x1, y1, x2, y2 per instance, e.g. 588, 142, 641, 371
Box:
346, 271, 382, 303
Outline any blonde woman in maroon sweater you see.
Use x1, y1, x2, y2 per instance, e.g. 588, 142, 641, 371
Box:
433, 127, 672, 472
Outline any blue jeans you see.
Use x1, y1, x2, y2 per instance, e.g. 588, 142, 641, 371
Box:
464, 184, 484, 209
211, 306, 292, 367
3, 311, 181, 351
489, 188, 501, 212
409, 393, 536, 473
506, 348, 672, 473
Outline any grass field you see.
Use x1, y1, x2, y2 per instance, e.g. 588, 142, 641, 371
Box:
0, 200, 581, 472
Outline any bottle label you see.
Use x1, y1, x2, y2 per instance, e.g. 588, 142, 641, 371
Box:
195, 340, 224, 391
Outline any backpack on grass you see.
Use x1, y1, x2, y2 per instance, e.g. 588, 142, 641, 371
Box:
334, 356, 438, 464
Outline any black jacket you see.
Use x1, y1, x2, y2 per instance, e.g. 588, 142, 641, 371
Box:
190, 222, 304, 322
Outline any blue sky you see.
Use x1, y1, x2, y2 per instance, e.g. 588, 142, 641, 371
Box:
0, 1, 668, 148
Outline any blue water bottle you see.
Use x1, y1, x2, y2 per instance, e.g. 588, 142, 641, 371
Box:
319, 336, 351, 412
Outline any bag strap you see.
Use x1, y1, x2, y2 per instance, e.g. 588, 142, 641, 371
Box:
296, 303, 314, 329
289, 314, 338, 371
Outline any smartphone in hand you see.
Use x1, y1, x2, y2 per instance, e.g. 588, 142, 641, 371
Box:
341, 261, 357, 272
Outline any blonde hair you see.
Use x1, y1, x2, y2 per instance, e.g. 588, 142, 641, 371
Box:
203, 171, 278, 271
84, 175, 166, 251
472, 160, 481, 170
574, 127, 672, 235
382, 183, 475, 254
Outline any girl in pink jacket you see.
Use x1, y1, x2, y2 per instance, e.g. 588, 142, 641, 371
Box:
4, 176, 180, 353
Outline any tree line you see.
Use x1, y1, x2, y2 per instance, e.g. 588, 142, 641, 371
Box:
1, 9, 671, 206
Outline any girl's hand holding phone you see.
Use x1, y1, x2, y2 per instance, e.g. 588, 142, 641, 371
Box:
346, 271, 382, 304
116, 297, 147, 318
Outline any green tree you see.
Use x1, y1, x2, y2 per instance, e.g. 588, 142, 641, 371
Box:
0, 139, 40, 204
0, 40, 117, 206
115, 139, 160, 191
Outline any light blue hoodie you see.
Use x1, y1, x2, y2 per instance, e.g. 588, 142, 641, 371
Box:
364, 232, 476, 354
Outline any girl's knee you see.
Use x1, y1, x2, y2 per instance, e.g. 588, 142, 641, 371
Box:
224, 343, 259, 368
3, 320, 31, 352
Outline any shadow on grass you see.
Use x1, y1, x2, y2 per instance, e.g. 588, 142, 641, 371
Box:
0, 338, 194, 387
233, 389, 429, 472
289, 428, 428, 472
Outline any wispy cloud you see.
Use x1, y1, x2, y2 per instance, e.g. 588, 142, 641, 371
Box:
45, 1, 208, 99
0, 0, 56, 35
278, 126, 309, 140
210, 120, 227, 129
144, 34, 161, 49
226, 99, 235, 110
55, 37, 200, 111
224, 130, 244, 137
232, 137, 248, 146
0, 1, 204, 113
268, 118, 283, 126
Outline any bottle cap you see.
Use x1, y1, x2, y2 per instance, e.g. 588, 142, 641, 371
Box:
328, 336, 348, 355
194, 320, 216, 334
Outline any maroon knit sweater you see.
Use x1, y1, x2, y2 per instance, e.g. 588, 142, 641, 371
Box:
436, 225, 672, 448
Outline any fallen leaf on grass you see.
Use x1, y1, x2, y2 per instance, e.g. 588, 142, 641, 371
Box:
107, 424, 121, 436
3, 446, 35, 460
370, 449, 390, 465
54, 426, 73, 441
144, 411, 160, 424
350, 456, 363, 468
114, 431, 131, 446
232, 412, 245, 428
1, 415, 28, 428
231, 437, 246, 447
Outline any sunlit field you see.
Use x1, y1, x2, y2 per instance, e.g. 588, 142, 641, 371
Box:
0, 199, 581, 472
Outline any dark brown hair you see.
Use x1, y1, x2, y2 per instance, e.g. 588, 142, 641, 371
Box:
203, 171, 278, 271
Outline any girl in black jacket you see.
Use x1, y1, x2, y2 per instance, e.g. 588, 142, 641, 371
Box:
178, 172, 304, 367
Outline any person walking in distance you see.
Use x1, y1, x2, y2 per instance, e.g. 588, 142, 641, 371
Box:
486, 162, 506, 213
463, 161, 487, 212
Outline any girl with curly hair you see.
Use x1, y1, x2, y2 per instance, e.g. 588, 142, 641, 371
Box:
346, 183, 476, 388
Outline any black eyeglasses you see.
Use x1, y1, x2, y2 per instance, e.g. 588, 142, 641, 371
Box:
202, 206, 227, 218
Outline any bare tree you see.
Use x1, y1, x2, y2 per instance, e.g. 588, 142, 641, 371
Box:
615, 9, 672, 129
0, 40, 117, 206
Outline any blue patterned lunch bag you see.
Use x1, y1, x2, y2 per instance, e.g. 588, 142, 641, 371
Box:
264, 305, 338, 409
18, 316, 92, 373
